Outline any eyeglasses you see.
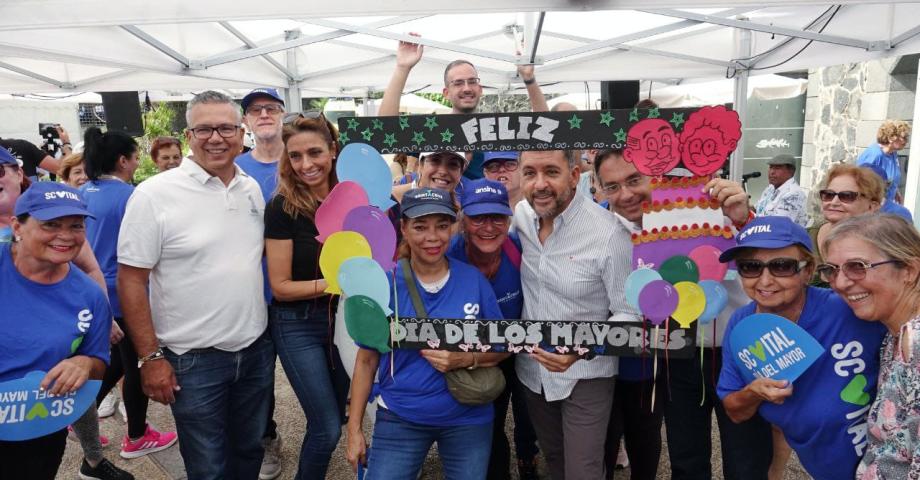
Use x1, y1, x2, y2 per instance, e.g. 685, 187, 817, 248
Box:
468, 214, 509, 227
735, 258, 809, 278
816, 259, 902, 283
447, 77, 481, 88
601, 175, 646, 195
819, 189, 863, 203
189, 124, 241, 140
0, 164, 19, 178
245, 104, 284, 116
483, 160, 519, 174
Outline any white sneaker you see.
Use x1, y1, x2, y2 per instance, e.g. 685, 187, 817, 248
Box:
118, 399, 127, 423
97, 392, 117, 418
616, 443, 630, 469
259, 436, 282, 480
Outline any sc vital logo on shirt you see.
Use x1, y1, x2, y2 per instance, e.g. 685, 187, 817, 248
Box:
831, 341, 872, 457
0, 371, 101, 441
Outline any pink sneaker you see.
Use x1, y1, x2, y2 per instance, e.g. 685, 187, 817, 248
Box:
67, 425, 110, 447
119, 424, 178, 459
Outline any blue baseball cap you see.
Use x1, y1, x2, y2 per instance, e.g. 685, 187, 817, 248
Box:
719, 216, 813, 262
482, 151, 519, 166
14, 182, 94, 221
0, 146, 18, 166
461, 178, 512, 217
401, 187, 457, 219
241, 88, 284, 112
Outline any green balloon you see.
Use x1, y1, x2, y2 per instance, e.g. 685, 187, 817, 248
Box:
658, 255, 700, 284
344, 295, 391, 353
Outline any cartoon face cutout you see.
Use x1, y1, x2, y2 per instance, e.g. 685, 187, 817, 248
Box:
623, 119, 680, 176
679, 106, 742, 177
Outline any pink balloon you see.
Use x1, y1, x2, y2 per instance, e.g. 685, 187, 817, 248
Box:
638, 280, 679, 326
689, 245, 728, 281
342, 206, 397, 271
315, 181, 369, 243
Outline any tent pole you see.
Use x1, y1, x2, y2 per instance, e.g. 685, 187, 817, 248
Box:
730, 23, 751, 184
284, 30, 303, 113
904, 62, 920, 227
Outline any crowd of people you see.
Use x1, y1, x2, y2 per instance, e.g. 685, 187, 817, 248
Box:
1, 35, 919, 480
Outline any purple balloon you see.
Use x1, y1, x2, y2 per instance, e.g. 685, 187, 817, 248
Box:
342, 206, 397, 271
638, 280, 679, 325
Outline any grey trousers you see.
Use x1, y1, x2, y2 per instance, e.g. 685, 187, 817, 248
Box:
70, 401, 104, 463
524, 377, 616, 480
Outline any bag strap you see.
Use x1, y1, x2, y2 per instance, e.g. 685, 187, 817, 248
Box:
399, 258, 428, 317
501, 237, 521, 271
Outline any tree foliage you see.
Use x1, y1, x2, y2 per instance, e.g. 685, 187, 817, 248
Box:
134, 103, 186, 183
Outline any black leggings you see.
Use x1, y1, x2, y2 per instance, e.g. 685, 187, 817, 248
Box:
0, 428, 67, 480
97, 317, 149, 439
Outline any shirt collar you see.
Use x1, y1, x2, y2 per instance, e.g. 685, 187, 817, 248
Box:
180, 157, 247, 185
777, 176, 798, 191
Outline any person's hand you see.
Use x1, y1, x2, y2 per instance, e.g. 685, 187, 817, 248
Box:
345, 428, 368, 471
530, 347, 580, 373
705, 178, 751, 226
517, 63, 535, 83
41, 356, 93, 396
420, 350, 471, 372
140, 359, 180, 404
396, 32, 423, 70
110, 321, 125, 344
55, 125, 71, 145
746, 378, 793, 405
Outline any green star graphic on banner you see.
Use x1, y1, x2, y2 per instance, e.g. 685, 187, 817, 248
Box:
669, 112, 686, 129
399, 115, 410, 130
599, 111, 614, 127
361, 128, 374, 141
628, 109, 639, 122
346, 118, 360, 131
383, 133, 397, 148
614, 128, 627, 143
567, 114, 583, 129
372, 118, 384, 130
424, 116, 439, 131
647, 107, 661, 119
440, 129, 455, 143
339, 131, 350, 144
412, 131, 426, 145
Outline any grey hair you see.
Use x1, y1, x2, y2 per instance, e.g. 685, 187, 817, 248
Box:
185, 90, 242, 125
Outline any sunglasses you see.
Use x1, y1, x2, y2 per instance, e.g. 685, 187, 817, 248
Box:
283, 110, 324, 126
423, 154, 463, 171
736, 258, 809, 278
816, 259, 902, 283
819, 189, 863, 203
0, 164, 20, 178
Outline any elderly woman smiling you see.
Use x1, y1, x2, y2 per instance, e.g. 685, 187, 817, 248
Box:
717, 216, 887, 480
820, 214, 920, 479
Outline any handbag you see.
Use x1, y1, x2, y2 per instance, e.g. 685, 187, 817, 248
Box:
399, 259, 505, 406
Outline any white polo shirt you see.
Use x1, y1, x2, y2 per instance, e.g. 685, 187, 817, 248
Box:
118, 159, 267, 355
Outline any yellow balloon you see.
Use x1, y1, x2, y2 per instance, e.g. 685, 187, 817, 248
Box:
672, 281, 706, 328
320, 231, 372, 294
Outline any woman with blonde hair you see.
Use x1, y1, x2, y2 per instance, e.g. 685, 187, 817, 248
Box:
59, 152, 88, 188
810, 163, 885, 265
856, 120, 911, 205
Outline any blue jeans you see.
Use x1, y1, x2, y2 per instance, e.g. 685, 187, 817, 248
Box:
367, 408, 492, 480
270, 303, 348, 480
164, 332, 275, 480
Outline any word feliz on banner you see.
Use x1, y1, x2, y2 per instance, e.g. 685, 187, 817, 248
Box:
390, 317, 697, 358
337, 107, 706, 155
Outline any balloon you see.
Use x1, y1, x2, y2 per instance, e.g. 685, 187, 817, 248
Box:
338, 257, 393, 315
658, 255, 700, 284
698, 280, 729, 324
625, 268, 663, 310
689, 245, 728, 282
336, 143, 396, 211
638, 280, 679, 325
672, 281, 706, 328
320, 231, 372, 294
342, 206, 397, 271
344, 295, 391, 353
315, 181, 369, 243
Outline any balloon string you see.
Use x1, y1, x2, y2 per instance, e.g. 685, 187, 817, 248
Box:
390, 269, 397, 380
699, 329, 706, 407
665, 319, 672, 403
651, 324, 659, 413
711, 317, 717, 391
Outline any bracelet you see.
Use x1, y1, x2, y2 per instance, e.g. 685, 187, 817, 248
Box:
523, 77, 536, 85
466, 352, 479, 370
137, 348, 166, 368
733, 210, 755, 230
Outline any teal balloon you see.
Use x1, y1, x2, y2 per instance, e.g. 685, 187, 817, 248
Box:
338, 257, 392, 315
344, 295, 391, 353
625, 268, 663, 309
698, 280, 728, 324
659, 255, 700, 284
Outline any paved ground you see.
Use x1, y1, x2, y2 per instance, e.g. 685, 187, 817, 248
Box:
57, 361, 812, 479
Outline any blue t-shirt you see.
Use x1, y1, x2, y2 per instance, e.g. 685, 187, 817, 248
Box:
236, 152, 279, 304
718, 287, 887, 480
372, 258, 504, 427
856, 143, 900, 202
0, 244, 111, 382
447, 234, 523, 320
881, 199, 913, 222
80, 179, 134, 318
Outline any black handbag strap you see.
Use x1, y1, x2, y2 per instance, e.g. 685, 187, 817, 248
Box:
399, 258, 427, 318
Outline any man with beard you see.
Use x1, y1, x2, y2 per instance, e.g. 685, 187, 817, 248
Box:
512, 149, 635, 479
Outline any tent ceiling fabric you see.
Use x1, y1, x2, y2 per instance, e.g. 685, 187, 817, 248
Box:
0, 2, 918, 95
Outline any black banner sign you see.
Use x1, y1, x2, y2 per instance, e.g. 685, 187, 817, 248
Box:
390, 318, 696, 358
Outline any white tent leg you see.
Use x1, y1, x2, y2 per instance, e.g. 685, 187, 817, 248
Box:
730, 24, 751, 184
284, 30, 302, 113
904, 62, 920, 226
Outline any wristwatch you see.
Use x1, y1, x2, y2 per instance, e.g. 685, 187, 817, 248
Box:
137, 348, 166, 368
